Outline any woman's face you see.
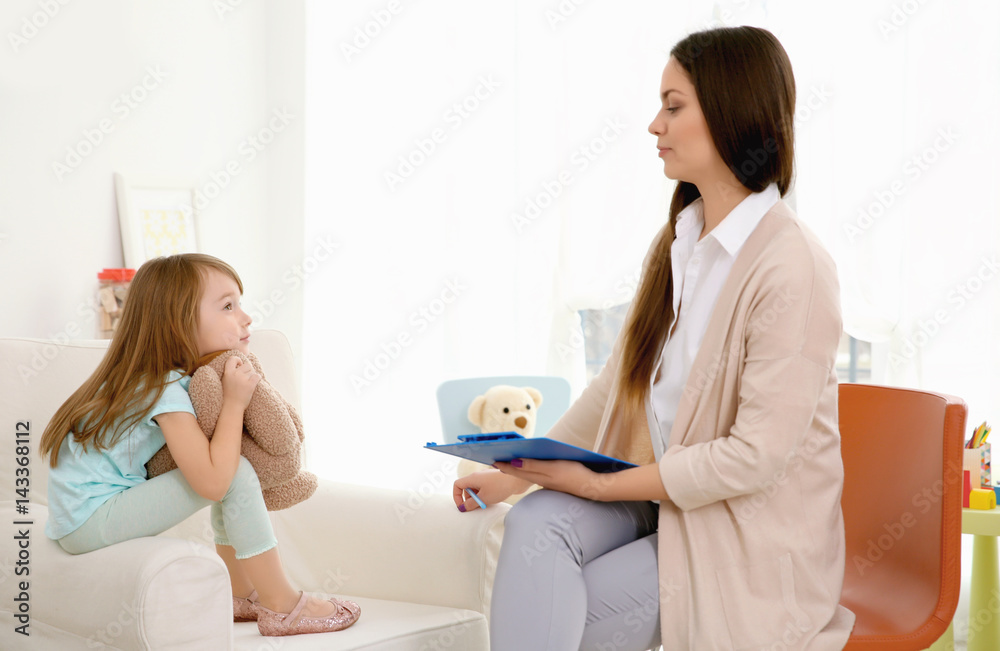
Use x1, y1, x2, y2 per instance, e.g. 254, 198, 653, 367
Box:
648, 57, 722, 186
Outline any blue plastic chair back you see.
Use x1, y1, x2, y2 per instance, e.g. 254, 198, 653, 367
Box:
436, 376, 572, 444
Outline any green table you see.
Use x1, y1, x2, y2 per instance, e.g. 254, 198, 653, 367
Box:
962, 507, 1000, 651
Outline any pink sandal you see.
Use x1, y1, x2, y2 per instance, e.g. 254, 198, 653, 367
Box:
256, 591, 361, 636
233, 590, 259, 622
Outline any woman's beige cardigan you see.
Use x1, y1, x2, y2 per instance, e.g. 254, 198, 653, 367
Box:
548, 201, 856, 650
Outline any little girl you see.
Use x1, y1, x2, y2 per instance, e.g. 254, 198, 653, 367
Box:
39, 253, 360, 638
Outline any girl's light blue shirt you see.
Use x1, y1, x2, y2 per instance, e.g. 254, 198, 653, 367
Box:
45, 371, 195, 540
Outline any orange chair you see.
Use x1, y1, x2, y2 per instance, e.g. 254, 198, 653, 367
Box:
839, 383, 967, 650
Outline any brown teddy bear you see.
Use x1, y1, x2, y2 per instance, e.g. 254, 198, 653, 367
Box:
145, 349, 317, 511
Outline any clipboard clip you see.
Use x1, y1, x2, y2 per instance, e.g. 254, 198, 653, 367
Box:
457, 432, 523, 443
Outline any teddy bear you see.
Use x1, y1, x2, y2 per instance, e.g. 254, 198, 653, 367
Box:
145, 349, 318, 511
459, 385, 544, 505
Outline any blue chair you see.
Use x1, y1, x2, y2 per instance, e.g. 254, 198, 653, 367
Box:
435, 376, 572, 444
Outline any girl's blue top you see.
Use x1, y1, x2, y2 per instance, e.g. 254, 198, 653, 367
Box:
45, 370, 195, 540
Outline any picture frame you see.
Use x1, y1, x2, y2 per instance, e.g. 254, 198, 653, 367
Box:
114, 173, 200, 269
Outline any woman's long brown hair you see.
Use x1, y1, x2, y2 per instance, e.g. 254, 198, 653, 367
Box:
39, 254, 243, 467
617, 26, 796, 414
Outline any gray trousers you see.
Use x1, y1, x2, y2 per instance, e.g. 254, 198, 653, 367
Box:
490, 489, 661, 651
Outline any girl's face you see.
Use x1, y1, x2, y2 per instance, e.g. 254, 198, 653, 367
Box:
647, 57, 724, 186
196, 268, 252, 356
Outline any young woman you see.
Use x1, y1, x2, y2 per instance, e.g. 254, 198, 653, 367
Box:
40, 254, 360, 637
454, 26, 855, 650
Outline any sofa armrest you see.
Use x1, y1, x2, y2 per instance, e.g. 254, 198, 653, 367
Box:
0, 503, 232, 651
271, 478, 510, 618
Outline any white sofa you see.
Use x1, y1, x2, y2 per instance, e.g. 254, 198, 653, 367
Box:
0, 330, 509, 650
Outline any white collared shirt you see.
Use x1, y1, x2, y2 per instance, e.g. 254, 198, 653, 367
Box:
649, 183, 780, 460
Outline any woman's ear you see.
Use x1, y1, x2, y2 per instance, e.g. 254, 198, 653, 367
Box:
467, 395, 486, 427
523, 387, 543, 409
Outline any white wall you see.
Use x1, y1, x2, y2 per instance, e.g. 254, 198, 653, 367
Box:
0, 0, 305, 365
300, 2, 674, 493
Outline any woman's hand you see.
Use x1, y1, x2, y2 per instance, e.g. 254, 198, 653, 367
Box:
494, 458, 609, 501
498, 460, 671, 503
221, 355, 260, 410
453, 469, 532, 512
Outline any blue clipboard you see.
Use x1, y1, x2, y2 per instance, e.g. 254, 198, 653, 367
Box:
424, 432, 636, 473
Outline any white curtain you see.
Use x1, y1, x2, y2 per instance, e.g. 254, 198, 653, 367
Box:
304, 2, 998, 640
303, 0, 999, 480
777, 0, 1000, 413
302, 0, 697, 494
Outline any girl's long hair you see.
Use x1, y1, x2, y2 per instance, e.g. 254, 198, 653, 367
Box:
617, 26, 796, 414
40, 254, 243, 467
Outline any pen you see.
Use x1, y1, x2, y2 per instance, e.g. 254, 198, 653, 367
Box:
464, 488, 487, 510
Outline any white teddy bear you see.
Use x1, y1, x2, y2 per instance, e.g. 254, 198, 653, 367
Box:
468, 385, 543, 437
460, 385, 544, 505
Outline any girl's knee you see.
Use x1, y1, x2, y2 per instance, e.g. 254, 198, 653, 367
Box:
235, 455, 255, 475
222, 457, 263, 503
56, 537, 86, 555
232, 456, 261, 486
56, 530, 106, 556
